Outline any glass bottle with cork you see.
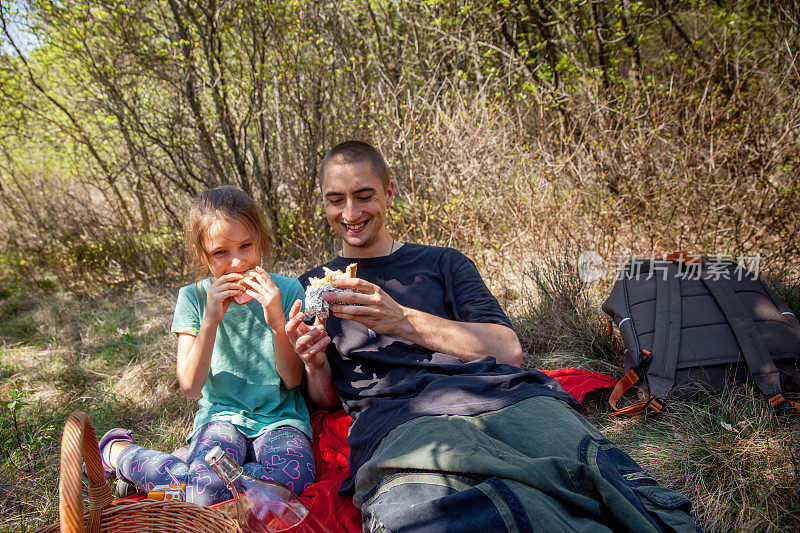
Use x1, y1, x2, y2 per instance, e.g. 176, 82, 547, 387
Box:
205, 445, 329, 533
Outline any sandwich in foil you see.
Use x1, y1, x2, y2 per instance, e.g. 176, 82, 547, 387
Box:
304, 263, 357, 319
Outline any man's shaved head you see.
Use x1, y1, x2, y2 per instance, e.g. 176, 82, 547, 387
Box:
318, 140, 390, 190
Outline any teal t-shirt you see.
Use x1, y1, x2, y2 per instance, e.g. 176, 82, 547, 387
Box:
171, 273, 311, 441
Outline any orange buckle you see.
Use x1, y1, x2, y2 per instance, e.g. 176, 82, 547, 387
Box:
666, 252, 702, 264
643, 396, 664, 416
769, 393, 799, 414
635, 350, 653, 373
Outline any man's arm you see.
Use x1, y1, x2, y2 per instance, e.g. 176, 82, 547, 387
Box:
304, 357, 340, 409
326, 278, 523, 367
285, 300, 341, 409
399, 308, 522, 366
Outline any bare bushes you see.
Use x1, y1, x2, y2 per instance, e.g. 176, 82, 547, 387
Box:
510, 250, 623, 372
381, 86, 550, 284
374, 69, 800, 299
520, 4, 800, 265
370, 1, 800, 290
380, 1, 800, 273
538, 76, 800, 265
0, 159, 187, 292
0, 0, 798, 292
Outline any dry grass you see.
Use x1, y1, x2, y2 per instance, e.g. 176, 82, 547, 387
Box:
592, 386, 800, 532
511, 248, 624, 374
2, 261, 800, 531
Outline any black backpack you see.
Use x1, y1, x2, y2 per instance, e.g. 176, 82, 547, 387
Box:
602, 253, 800, 417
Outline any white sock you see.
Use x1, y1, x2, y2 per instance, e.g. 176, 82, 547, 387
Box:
102, 439, 126, 469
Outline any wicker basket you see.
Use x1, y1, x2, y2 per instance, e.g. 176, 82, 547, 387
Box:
36, 411, 241, 533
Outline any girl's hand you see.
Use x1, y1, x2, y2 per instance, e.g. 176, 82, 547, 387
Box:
241, 267, 285, 330
205, 272, 245, 325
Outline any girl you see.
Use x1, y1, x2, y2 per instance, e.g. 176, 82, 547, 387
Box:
98, 186, 315, 506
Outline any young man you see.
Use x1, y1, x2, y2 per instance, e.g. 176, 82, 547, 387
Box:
286, 141, 698, 532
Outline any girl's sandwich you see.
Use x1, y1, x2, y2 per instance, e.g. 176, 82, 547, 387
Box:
233, 269, 258, 305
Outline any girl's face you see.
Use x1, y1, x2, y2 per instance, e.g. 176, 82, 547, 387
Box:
201, 218, 262, 279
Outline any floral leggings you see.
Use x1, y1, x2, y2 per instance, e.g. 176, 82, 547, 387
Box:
115, 421, 315, 506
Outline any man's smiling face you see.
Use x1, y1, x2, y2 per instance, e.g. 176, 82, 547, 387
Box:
322, 161, 394, 258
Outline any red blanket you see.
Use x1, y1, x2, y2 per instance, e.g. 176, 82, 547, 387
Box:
298, 368, 616, 532
118, 368, 615, 532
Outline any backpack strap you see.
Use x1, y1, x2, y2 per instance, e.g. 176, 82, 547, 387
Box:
609, 395, 665, 417
607, 259, 682, 417
701, 274, 785, 403
608, 350, 665, 417
767, 393, 800, 415
665, 252, 702, 264
646, 261, 683, 400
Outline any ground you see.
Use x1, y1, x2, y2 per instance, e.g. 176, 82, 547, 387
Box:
1, 271, 798, 532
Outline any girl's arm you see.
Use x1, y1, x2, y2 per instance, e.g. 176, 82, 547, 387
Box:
242, 268, 304, 389
176, 272, 243, 397
269, 315, 304, 389
176, 326, 214, 398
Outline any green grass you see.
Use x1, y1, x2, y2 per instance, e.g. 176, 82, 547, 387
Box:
0, 298, 43, 345
1, 268, 799, 532
0, 279, 193, 531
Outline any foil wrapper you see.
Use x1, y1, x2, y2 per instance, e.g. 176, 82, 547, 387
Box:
304, 283, 348, 319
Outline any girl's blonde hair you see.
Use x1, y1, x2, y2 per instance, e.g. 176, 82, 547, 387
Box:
186, 186, 273, 279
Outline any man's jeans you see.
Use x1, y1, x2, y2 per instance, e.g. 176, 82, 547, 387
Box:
355, 396, 699, 533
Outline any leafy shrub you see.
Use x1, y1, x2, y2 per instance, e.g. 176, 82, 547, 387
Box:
12, 227, 187, 295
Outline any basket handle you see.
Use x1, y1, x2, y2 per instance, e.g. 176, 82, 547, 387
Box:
59, 411, 115, 533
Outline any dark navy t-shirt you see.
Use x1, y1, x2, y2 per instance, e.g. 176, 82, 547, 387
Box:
299, 243, 579, 491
